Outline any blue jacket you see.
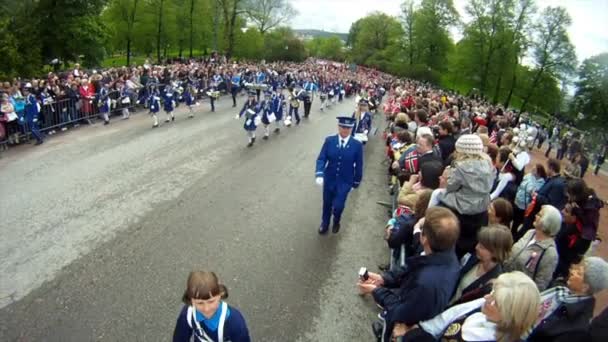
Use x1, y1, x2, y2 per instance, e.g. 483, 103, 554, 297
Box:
316, 135, 363, 188
536, 175, 567, 210
353, 111, 372, 135
173, 304, 250, 342
372, 250, 460, 327
24, 93, 39, 121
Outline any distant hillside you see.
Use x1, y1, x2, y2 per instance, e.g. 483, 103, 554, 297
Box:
293, 29, 348, 42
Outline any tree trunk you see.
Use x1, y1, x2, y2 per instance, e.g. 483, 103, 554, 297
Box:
520, 68, 545, 112
492, 71, 502, 104
503, 61, 518, 108
126, 0, 139, 67
156, 0, 165, 63
226, 0, 238, 58
126, 38, 132, 66
189, 0, 195, 58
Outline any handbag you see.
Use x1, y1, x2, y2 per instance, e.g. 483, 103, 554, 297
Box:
524, 194, 537, 218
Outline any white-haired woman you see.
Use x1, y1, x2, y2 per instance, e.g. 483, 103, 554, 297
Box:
393, 271, 540, 341
505, 205, 561, 291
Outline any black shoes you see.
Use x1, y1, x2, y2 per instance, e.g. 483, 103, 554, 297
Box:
274, 128, 280, 133
263, 135, 269, 140
318, 225, 329, 235
34, 140, 43, 146
372, 321, 383, 341
332, 222, 341, 234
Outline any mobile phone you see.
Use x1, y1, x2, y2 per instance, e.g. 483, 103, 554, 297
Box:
359, 267, 369, 281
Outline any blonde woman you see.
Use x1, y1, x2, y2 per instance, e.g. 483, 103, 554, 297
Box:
395, 271, 540, 342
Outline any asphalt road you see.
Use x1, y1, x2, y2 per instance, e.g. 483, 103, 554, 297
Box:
0, 95, 388, 341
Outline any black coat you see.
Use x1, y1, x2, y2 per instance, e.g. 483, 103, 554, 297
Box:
438, 135, 456, 163
537, 175, 567, 210
528, 297, 595, 341
450, 255, 503, 306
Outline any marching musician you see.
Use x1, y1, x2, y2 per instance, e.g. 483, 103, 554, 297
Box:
183, 82, 197, 118
162, 83, 176, 122
255, 69, 266, 101
259, 89, 273, 140
148, 84, 161, 128
98, 82, 111, 125
352, 98, 373, 144
288, 83, 303, 125
236, 91, 260, 147
319, 82, 329, 111
302, 79, 317, 118
230, 72, 241, 108
207, 81, 219, 113
315, 116, 364, 234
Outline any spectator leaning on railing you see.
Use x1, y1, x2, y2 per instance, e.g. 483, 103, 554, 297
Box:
358, 207, 461, 342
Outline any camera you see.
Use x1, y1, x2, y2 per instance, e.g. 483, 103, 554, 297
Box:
359, 267, 369, 281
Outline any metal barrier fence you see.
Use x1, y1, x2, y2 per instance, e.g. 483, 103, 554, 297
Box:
0, 86, 222, 148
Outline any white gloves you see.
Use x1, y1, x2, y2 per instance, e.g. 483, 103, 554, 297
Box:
315, 177, 324, 186
234, 114, 240, 120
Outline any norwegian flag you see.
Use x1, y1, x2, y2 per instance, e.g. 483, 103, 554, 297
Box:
489, 130, 498, 144
403, 150, 420, 174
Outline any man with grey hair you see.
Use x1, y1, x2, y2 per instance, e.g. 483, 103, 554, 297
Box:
529, 256, 608, 341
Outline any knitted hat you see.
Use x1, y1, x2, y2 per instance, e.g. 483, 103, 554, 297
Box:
456, 134, 484, 155
583, 256, 608, 294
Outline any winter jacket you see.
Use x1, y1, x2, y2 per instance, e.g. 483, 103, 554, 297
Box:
439, 158, 494, 215
505, 229, 558, 291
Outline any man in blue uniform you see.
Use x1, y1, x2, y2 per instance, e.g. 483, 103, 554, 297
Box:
315, 116, 364, 234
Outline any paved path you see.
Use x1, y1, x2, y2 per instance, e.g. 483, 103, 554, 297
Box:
0, 98, 388, 341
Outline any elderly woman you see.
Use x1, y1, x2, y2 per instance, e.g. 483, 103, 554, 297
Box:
505, 205, 561, 291
529, 257, 608, 341
395, 271, 540, 341
450, 225, 513, 306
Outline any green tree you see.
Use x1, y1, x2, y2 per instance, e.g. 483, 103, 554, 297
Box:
104, 0, 141, 66
413, 0, 458, 72
243, 0, 297, 34
400, 0, 417, 65
263, 27, 306, 62
520, 6, 576, 112
572, 53, 608, 129
349, 12, 404, 66
234, 27, 264, 59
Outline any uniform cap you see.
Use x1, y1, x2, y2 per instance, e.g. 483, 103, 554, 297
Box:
336, 116, 356, 128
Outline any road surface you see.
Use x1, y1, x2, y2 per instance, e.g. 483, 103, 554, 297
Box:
0, 96, 388, 341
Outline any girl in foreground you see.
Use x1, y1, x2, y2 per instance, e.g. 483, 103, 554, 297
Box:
173, 271, 250, 342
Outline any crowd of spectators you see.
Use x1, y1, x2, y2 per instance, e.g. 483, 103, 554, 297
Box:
0, 54, 392, 149
358, 79, 607, 341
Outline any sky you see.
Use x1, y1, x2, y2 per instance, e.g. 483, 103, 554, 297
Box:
288, 0, 608, 62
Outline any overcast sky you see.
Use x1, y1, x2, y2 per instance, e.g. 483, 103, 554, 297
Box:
288, 0, 608, 62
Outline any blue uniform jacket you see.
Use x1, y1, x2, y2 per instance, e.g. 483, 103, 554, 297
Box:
353, 111, 372, 135
173, 304, 250, 342
24, 94, 39, 121
316, 135, 363, 188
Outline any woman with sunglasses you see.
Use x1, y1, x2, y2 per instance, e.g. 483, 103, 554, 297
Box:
392, 271, 540, 341
173, 271, 250, 342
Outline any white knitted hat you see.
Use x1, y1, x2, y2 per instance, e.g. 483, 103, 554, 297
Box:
455, 134, 484, 155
